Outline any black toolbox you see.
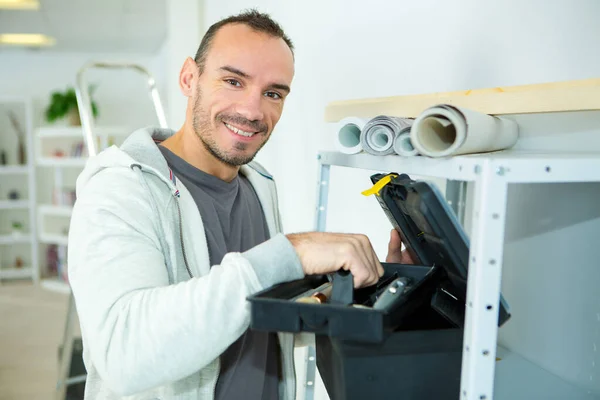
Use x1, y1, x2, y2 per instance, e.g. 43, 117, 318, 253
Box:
248, 173, 511, 400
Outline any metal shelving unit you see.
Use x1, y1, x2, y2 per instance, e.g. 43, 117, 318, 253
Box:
306, 148, 600, 400
0, 97, 39, 284
304, 77, 600, 400
34, 125, 129, 291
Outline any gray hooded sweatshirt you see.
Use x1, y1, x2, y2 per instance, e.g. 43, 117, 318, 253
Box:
67, 127, 304, 399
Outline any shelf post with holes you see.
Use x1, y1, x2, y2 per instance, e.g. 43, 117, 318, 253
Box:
460, 160, 509, 400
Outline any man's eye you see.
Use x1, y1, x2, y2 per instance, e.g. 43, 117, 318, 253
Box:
226, 79, 241, 87
265, 91, 282, 100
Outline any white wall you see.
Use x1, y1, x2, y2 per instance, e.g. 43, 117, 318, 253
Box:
0, 49, 168, 201
198, 1, 600, 399
0, 50, 167, 130
202, 0, 600, 258
165, 0, 205, 129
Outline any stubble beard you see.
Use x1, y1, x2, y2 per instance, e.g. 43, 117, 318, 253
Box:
192, 88, 269, 167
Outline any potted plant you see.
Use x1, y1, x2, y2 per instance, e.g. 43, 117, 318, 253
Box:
44, 85, 99, 126
11, 221, 23, 237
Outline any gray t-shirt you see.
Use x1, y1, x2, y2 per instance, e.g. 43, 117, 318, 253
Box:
159, 146, 280, 400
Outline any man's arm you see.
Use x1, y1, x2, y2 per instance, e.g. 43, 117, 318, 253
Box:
68, 169, 304, 396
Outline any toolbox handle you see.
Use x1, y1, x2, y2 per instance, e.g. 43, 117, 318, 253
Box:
329, 270, 354, 305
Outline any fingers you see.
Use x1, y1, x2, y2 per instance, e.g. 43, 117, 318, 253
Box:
343, 236, 373, 288
362, 235, 384, 279
372, 247, 385, 276
385, 229, 401, 263
401, 249, 416, 265
350, 234, 383, 288
295, 231, 385, 288
388, 228, 401, 251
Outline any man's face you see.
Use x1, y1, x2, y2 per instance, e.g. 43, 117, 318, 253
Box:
191, 24, 294, 166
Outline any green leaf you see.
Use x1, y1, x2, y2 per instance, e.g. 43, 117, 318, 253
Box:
44, 85, 100, 123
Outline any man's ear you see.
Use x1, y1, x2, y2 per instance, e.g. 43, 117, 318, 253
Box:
179, 57, 198, 97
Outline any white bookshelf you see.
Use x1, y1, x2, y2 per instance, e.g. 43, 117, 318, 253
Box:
0, 97, 38, 284
34, 125, 128, 292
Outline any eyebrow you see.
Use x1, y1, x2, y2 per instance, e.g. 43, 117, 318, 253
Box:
219, 65, 291, 94
220, 65, 250, 78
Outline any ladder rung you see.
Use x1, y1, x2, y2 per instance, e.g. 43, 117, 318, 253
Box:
56, 374, 87, 388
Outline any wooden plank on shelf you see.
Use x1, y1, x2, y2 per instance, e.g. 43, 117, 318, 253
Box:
324, 77, 600, 122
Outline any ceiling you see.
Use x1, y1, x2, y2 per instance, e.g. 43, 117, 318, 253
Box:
0, 0, 167, 53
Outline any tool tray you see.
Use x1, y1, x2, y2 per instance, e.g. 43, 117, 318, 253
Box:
249, 262, 444, 343
248, 172, 510, 342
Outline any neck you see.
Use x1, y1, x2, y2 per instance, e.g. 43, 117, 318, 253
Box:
161, 122, 240, 182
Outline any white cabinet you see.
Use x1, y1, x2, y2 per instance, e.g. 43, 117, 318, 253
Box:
313, 151, 600, 400
34, 125, 129, 292
0, 97, 38, 283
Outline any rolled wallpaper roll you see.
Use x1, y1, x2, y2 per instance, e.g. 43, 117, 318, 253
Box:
410, 104, 519, 157
335, 117, 367, 154
360, 116, 412, 156
393, 127, 418, 157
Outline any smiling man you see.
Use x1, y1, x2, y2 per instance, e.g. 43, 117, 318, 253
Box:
68, 9, 405, 400
161, 19, 294, 181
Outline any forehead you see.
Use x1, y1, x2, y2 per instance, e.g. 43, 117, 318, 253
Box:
205, 23, 294, 84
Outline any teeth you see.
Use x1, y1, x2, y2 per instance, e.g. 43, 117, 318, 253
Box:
225, 123, 255, 137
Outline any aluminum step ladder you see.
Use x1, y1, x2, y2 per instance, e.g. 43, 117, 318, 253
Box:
54, 61, 168, 400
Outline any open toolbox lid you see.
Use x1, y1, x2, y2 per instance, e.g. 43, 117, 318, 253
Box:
367, 172, 511, 327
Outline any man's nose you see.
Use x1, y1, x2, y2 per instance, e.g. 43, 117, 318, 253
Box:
235, 90, 265, 123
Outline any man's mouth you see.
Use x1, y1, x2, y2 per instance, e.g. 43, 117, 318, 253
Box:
224, 122, 258, 138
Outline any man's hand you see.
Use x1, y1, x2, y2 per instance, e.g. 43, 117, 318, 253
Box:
286, 232, 384, 288
385, 229, 415, 264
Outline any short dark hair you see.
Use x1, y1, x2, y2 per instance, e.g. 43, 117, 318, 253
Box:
194, 9, 294, 74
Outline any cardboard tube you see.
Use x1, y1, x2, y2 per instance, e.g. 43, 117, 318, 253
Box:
360, 116, 412, 156
393, 127, 418, 157
410, 104, 519, 157
335, 117, 367, 154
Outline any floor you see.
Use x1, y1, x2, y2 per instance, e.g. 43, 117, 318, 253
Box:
0, 281, 70, 400
0, 281, 331, 400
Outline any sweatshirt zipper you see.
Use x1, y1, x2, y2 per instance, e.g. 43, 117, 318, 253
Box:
131, 163, 193, 280
133, 163, 221, 394
174, 196, 194, 279
168, 178, 221, 396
